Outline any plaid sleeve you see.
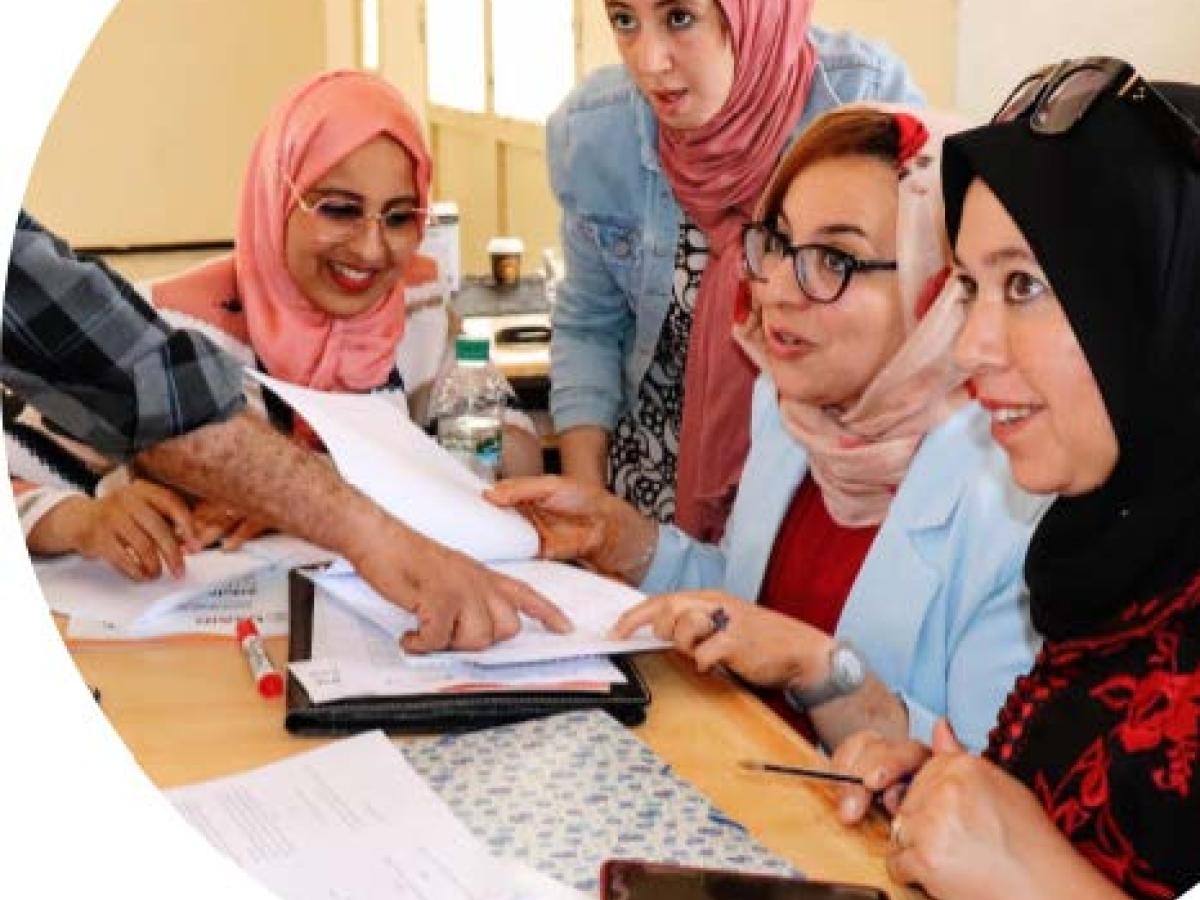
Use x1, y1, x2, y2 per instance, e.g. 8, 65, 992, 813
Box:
1, 211, 245, 459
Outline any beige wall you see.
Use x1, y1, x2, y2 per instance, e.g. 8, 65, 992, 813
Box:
577, 0, 620, 76
28, 1, 1200, 257
956, 0, 1200, 120
380, 0, 428, 131
323, 0, 360, 70
814, 0, 957, 108
25, 0, 327, 247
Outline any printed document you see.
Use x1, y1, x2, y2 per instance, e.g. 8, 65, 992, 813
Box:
290, 588, 624, 703
37, 534, 330, 628
65, 570, 290, 641
166, 730, 587, 900
311, 560, 667, 667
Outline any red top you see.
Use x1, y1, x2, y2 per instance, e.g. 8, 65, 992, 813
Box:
755, 476, 880, 738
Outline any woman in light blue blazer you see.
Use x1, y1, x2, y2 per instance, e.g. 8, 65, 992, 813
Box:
493, 106, 1047, 753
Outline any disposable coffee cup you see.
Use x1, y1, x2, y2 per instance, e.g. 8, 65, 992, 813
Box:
487, 236, 524, 288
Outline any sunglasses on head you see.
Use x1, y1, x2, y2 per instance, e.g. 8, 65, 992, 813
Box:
993, 56, 1200, 166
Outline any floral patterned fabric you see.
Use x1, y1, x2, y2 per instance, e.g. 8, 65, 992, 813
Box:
607, 221, 707, 523
986, 575, 1200, 899
402, 709, 795, 893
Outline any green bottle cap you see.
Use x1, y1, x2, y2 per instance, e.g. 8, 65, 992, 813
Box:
454, 336, 490, 363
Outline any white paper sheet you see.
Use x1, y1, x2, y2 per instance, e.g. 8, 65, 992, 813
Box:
65, 570, 290, 640
166, 730, 587, 900
37, 534, 331, 628
289, 591, 623, 703
250, 372, 539, 563
311, 559, 669, 667
247, 373, 668, 667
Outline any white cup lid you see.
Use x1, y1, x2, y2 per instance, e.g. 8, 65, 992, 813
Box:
487, 236, 524, 255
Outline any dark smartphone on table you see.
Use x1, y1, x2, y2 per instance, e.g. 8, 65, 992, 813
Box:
600, 859, 889, 900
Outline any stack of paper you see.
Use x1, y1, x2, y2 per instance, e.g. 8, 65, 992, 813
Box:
253, 372, 669, 666
167, 729, 588, 900
290, 586, 627, 704
37, 534, 332, 641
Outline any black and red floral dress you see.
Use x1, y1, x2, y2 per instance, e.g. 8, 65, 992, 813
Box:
986, 576, 1200, 899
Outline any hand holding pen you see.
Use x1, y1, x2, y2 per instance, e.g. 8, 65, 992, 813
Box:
828, 726, 937, 825
739, 757, 914, 817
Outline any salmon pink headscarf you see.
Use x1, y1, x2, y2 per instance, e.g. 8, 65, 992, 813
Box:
155, 70, 432, 393
664, 0, 816, 541
735, 106, 970, 528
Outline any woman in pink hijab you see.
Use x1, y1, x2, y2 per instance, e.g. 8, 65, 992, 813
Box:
495, 106, 1047, 754
13, 70, 539, 567
155, 69, 544, 540
547, 0, 923, 541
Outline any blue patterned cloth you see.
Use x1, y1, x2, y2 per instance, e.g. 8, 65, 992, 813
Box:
403, 710, 797, 895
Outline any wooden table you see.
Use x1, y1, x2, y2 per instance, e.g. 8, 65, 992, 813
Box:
68, 630, 917, 898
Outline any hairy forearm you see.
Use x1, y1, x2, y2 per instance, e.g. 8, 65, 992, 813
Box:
134, 412, 404, 564
812, 675, 909, 751
557, 425, 610, 485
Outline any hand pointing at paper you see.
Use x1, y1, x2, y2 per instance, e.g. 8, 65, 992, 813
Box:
352, 522, 574, 652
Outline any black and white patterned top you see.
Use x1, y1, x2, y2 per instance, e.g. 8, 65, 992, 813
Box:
608, 221, 708, 523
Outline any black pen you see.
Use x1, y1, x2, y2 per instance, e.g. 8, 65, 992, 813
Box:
738, 759, 863, 786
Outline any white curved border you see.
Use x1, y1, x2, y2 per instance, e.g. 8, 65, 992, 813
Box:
0, 4, 270, 897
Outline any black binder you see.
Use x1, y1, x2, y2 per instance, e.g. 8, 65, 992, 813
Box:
285, 569, 651, 735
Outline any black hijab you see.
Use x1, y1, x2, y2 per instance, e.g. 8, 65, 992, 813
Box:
942, 79, 1200, 641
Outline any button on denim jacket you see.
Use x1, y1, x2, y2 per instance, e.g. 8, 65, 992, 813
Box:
547, 28, 925, 433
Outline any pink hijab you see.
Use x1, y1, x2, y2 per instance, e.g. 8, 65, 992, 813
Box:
665, 0, 817, 541
155, 70, 432, 393
735, 106, 970, 528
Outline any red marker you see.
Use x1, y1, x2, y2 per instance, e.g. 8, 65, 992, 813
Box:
236, 618, 283, 699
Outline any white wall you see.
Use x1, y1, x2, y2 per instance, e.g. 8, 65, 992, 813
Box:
957, 0, 1200, 121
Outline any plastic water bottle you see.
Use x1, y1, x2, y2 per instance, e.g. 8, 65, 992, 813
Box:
430, 336, 510, 482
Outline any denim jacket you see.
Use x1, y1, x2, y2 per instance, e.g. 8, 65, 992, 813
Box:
547, 28, 925, 433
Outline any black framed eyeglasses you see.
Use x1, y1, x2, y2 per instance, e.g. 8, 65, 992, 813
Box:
993, 56, 1200, 165
741, 222, 897, 304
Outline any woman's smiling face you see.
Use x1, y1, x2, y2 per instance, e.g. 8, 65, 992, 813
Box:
284, 136, 420, 318
953, 178, 1118, 496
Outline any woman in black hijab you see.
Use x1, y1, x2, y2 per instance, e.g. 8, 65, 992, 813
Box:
829, 60, 1200, 899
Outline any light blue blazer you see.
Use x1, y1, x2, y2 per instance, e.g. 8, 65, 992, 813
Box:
642, 375, 1050, 751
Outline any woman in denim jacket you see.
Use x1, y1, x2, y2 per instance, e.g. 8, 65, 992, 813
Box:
548, 0, 922, 541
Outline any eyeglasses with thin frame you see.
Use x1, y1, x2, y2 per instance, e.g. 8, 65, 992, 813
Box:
280, 168, 428, 246
993, 56, 1200, 165
741, 222, 898, 304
